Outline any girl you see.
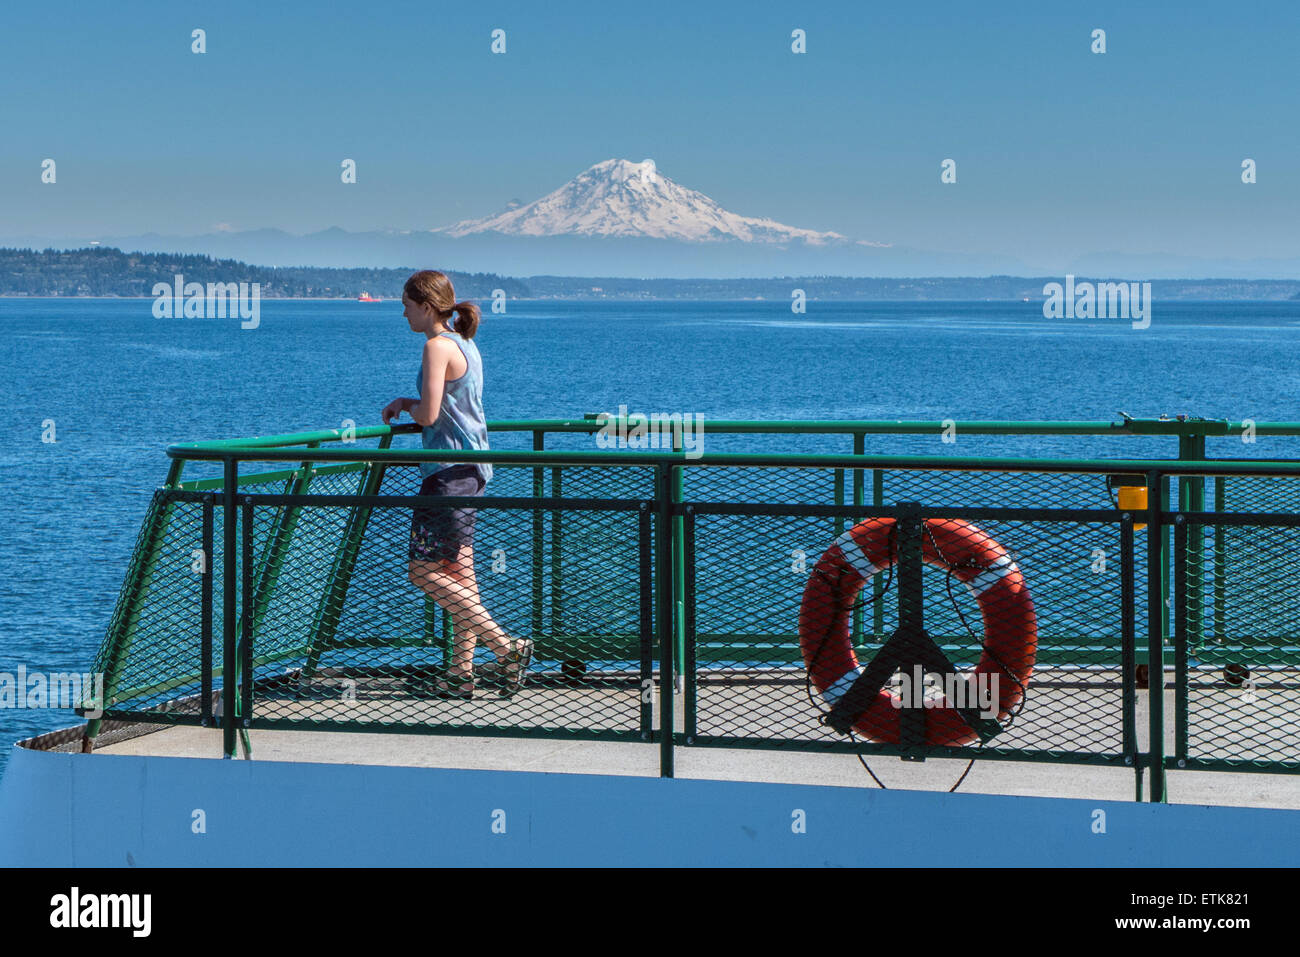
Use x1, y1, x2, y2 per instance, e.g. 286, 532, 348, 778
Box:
381, 270, 532, 699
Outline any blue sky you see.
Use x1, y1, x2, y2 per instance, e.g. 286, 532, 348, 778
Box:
2, 0, 1298, 266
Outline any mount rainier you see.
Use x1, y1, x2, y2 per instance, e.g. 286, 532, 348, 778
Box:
434, 158, 869, 247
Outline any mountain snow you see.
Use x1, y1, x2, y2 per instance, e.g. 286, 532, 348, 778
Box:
433, 159, 857, 245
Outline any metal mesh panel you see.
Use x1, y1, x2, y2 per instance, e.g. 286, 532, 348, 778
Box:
545, 464, 654, 670
682, 463, 1127, 510
245, 468, 356, 679
234, 463, 651, 738
684, 464, 1132, 759
92, 490, 218, 719
1178, 484, 1300, 766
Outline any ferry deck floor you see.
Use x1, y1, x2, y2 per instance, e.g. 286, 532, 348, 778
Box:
86, 669, 1300, 811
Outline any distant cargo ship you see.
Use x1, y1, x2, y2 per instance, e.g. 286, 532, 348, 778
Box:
358, 292, 382, 302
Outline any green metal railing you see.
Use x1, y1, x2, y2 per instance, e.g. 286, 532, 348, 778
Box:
78, 417, 1300, 802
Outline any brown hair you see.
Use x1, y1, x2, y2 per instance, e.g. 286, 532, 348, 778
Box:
403, 269, 481, 339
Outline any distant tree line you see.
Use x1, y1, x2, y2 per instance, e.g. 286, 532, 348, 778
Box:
3, 247, 1299, 301
0, 247, 528, 300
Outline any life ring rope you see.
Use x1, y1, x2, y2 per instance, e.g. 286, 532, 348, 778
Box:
924, 522, 1031, 730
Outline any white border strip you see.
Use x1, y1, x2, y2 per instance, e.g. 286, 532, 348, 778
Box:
833, 530, 881, 581
967, 553, 1018, 598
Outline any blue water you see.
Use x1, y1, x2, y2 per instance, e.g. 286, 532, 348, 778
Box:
2, 298, 1298, 770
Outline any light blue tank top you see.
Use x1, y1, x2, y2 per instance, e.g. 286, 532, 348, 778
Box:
416, 331, 493, 483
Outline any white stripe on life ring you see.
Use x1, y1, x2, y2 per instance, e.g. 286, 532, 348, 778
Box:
822, 665, 865, 707
833, 529, 881, 582
967, 553, 1018, 598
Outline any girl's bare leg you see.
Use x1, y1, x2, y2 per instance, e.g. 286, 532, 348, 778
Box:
408, 545, 513, 681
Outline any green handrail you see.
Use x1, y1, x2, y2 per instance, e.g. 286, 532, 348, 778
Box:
165, 416, 1300, 450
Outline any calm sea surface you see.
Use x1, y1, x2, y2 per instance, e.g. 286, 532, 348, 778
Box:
1, 298, 1298, 770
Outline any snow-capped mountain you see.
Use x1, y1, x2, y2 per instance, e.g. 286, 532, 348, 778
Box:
434, 158, 865, 246
28, 159, 1059, 276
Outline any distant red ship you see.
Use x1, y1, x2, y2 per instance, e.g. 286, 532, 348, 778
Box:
358, 292, 382, 302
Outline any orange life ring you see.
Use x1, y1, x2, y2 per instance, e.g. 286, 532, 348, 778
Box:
798, 517, 1038, 747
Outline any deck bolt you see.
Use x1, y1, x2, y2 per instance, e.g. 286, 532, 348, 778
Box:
1175, 515, 1185, 525
1122, 513, 1132, 522
1124, 755, 1134, 765
640, 501, 649, 511
242, 719, 251, 728
1177, 759, 1186, 768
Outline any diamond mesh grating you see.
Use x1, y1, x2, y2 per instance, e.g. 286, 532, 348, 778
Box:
84, 443, 1300, 775
226, 463, 650, 736
93, 491, 216, 717
1178, 491, 1300, 766
685, 464, 1132, 758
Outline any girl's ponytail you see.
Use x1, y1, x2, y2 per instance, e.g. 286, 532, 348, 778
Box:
451, 300, 481, 339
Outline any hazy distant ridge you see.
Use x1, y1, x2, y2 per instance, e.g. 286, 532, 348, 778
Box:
3, 247, 1299, 301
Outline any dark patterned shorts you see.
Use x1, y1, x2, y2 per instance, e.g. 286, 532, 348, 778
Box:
408, 464, 485, 563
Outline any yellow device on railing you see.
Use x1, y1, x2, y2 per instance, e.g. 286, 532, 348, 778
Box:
1109, 475, 1148, 531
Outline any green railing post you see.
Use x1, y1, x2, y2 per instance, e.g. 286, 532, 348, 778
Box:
671, 433, 686, 694
1119, 514, 1139, 800
1213, 476, 1226, 642
531, 431, 545, 644
422, 595, 440, 647
549, 465, 563, 655
872, 466, 885, 641
439, 598, 454, 665
895, 502, 926, 760
682, 501, 696, 743
1173, 516, 1188, 768
1178, 434, 1206, 658
832, 468, 845, 535
1174, 435, 1205, 783
851, 433, 866, 643
638, 501, 654, 740
222, 457, 238, 759
1146, 469, 1167, 802
238, 497, 254, 759
655, 463, 675, 777
200, 494, 214, 728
